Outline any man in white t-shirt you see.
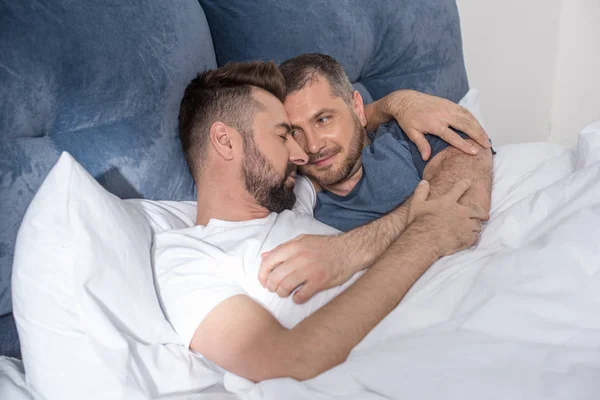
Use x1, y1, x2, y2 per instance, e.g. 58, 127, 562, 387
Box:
154, 61, 486, 382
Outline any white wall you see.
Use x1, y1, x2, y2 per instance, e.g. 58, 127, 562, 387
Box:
456, 0, 600, 147
550, 0, 600, 147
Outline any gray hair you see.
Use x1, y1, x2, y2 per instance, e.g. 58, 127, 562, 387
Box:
279, 53, 354, 105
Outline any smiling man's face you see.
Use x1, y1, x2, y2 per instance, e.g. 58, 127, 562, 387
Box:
283, 77, 367, 188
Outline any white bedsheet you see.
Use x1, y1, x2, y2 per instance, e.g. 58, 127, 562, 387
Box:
225, 126, 600, 399
2, 125, 599, 400
0, 355, 241, 400
0, 357, 36, 400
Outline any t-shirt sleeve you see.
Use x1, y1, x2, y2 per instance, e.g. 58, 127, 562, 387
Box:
292, 175, 317, 215
385, 122, 470, 177
153, 230, 245, 348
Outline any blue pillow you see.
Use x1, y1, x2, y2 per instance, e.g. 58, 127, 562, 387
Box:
0, 0, 217, 354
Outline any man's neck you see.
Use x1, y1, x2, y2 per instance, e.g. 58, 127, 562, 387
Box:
195, 178, 270, 226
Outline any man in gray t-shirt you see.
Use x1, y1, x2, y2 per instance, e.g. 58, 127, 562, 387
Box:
315, 121, 475, 232
258, 53, 494, 303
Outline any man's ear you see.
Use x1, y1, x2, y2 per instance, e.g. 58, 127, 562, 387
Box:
209, 121, 235, 161
352, 90, 367, 128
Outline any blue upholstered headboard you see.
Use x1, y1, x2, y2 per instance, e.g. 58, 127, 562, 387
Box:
200, 0, 468, 103
0, 0, 468, 357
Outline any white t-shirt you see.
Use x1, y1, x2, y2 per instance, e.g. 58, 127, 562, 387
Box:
154, 175, 363, 348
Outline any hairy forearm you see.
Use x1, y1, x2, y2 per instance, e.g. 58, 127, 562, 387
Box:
331, 141, 490, 280
280, 224, 440, 380
423, 139, 493, 212
337, 200, 411, 275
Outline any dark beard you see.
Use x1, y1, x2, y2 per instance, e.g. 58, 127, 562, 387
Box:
241, 135, 296, 213
301, 113, 365, 186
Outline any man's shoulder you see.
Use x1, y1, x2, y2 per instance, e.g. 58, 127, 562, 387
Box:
153, 226, 208, 273
153, 216, 278, 271
156, 224, 200, 237
154, 225, 203, 253
152, 223, 247, 349
363, 122, 417, 171
368, 121, 409, 148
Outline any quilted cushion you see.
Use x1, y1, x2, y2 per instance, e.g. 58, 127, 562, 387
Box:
200, 0, 469, 102
0, 0, 217, 354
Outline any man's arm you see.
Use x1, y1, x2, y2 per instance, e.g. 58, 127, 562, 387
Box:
364, 89, 491, 160
260, 142, 492, 304
422, 138, 493, 213
193, 181, 483, 382
196, 225, 438, 381
259, 199, 411, 303
261, 108, 492, 304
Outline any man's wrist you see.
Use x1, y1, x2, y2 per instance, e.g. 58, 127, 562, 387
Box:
390, 201, 410, 225
382, 89, 414, 124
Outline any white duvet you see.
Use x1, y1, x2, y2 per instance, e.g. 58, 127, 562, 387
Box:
3, 122, 600, 400
227, 123, 600, 399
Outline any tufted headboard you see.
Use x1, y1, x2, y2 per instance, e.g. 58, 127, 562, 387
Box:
0, 0, 468, 357
199, 0, 468, 103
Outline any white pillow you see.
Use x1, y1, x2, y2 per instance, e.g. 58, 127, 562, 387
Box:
458, 88, 486, 129
12, 153, 222, 400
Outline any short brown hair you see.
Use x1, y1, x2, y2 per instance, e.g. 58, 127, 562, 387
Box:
178, 61, 286, 178
279, 53, 354, 104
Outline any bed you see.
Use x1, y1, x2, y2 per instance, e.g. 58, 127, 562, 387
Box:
2, 1, 599, 399
3, 119, 600, 399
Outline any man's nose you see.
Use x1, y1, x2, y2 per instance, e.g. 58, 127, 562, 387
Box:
304, 128, 326, 154
288, 137, 308, 165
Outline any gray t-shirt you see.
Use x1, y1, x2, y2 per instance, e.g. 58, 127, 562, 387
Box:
314, 122, 469, 232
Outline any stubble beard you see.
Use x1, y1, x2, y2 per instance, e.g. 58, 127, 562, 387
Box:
301, 114, 366, 187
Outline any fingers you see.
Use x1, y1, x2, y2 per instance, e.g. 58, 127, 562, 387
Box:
412, 180, 430, 204
446, 179, 472, 202
406, 128, 432, 161
265, 262, 298, 294
275, 270, 307, 298
450, 107, 490, 149
258, 254, 278, 288
259, 242, 296, 287
292, 282, 319, 304
439, 126, 479, 156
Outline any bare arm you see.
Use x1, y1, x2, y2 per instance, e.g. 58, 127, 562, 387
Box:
196, 223, 439, 381
259, 199, 411, 303
260, 119, 492, 304
341, 138, 493, 273
422, 138, 493, 213
259, 140, 492, 303
193, 181, 483, 381
364, 89, 491, 160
